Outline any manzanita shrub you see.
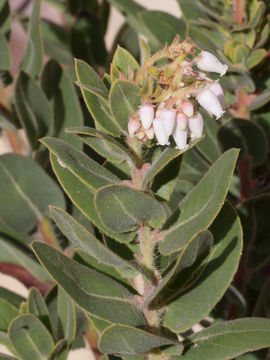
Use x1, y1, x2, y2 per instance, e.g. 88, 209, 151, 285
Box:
0, 0, 270, 359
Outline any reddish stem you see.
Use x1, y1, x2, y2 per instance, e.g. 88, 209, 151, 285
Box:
0, 263, 53, 296
6, 128, 23, 154
234, 0, 246, 24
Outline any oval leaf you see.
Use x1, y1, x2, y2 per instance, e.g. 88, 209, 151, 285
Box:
20, 0, 43, 77
164, 202, 242, 333
50, 153, 134, 243
95, 185, 166, 233
14, 71, 53, 150
0, 236, 51, 282
139, 11, 186, 48
42, 137, 120, 190
159, 149, 239, 255
9, 314, 54, 360
109, 80, 141, 132
57, 288, 76, 345
0, 299, 18, 331
99, 324, 177, 355
181, 318, 270, 360
50, 206, 136, 270
66, 126, 135, 164
144, 230, 213, 309
112, 46, 140, 76
0, 153, 65, 234
27, 288, 52, 334
75, 59, 120, 136
32, 242, 145, 327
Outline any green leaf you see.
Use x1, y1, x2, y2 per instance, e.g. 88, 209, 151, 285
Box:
246, 49, 266, 69
75, 59, 120, 136
0, 331, 13, 352
0, 32, 10, 70
27, 288, 52, 334
195, 112, 221, 163
0, 287, 25, 308
159, 149, 239, 255
74, 249, 134, 287
0, 153, 65, 234
41, 20, 73, 65
0, 299, 18, 331
177, 0, 210, 21
20, 0, 43, 77
164, 202, 242, 333
247, 89, 270, 111
50, 153, 134, 243
70, 13, 107, 67
112, 46, 139, 76
32, 242, 145, 326
0, 236, 51, 281
182, 318, 270, 360
41, 60, 83, 149
42, 137, 120, 191
48, 339, 68, 360
144, 230, 213, 309
57, 288, 76, 345
50, 206, 136, 271
0, 0, 11, 36
9, 314, 54, 360
188, 26, 217, 52
66, 126, 135, 164
237, 194, 270, 270
14, 71, 53, 150
105, 0, 148, 40
109, 80, 141, 133
95, 185, 166, 233
139, 11, 186, 48
218, 119, 267, 166
142, 139, 201, 189
99, 324, 177, 355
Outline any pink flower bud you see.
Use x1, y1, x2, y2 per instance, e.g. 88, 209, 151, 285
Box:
140, 104, 154, 129
160, 109, 176, 136
208, 81, 226, 109
137, 131, 145, 140
173, 124, 188, 150
153, 119, 169, 145
197, 88, 224, 119
128, 119, 140, 136
189, 113, 204, 139
181, 102, 194, 117
145, 127, 154, 140
177, 113, 188, 130
196, 51, 228, 76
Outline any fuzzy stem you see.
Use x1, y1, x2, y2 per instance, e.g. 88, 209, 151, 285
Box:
138, 224, 155, 276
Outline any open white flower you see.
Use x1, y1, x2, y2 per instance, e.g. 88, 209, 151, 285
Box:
196, 51, 228, 76
140, 104, 154, 129
189, 113, 204, 138
160, 109, 176, 136
197, 88, 224, 119
173, 125, 188, 150
208, 82, 226, 109
153, 118, 170, 145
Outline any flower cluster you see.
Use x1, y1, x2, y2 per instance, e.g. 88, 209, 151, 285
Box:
128, 38, 227, 150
